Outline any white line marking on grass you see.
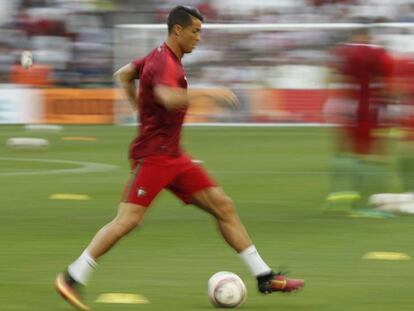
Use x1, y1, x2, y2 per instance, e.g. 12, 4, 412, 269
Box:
0, 157, 118, 176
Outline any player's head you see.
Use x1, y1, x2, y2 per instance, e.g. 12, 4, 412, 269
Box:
347, 18, 373, 43
167, 5, 204, 54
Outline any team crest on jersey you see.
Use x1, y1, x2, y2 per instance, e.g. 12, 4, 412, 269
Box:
137, 187, 147, 197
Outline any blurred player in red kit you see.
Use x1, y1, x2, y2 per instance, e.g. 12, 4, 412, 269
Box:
324, 26, 394, 214
392, 53, 414, 192
55, 5, 304, 310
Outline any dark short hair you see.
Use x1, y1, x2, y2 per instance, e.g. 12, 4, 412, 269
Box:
167, 5, 204, 34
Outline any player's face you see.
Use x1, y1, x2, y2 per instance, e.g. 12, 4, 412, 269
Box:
179, 17, 202, 54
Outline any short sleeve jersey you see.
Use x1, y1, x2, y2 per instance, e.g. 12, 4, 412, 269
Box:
129, 43, 188, 160
333, 43, 393, 116
334, 43, 392, 85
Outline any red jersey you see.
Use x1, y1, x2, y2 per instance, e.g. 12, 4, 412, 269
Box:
393, 55, 414, 139
333, 43, 393, 119
129, 43, 188, 160
331, 43, 393, 154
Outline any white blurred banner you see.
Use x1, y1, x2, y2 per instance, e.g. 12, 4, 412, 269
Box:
0, 86, 43, 124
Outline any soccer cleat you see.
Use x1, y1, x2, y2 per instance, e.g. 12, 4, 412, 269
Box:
258, 272, 305, 294
55, 272, 90, 311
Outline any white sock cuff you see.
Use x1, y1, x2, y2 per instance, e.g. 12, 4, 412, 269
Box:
82, 250, 98, 268
239, 245, 272, 277
239, 245, 257, 257
68, 249, 97, 285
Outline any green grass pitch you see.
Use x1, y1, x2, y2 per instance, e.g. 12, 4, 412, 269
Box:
0, 125, 413, 311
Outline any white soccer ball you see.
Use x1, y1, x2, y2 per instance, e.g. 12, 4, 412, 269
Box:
21, 50, 33, 69
208, 271, 247, 308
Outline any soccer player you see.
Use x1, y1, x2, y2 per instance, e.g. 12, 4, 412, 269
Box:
55, 6, 304, 310
324, 26, 394, 214
391, 53, 414, 192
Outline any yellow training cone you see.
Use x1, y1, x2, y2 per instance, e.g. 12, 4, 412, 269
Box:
49, 193, 91, 201
362, 252, 410, 261
61, 137, 97, 142
96, 293, 150, 304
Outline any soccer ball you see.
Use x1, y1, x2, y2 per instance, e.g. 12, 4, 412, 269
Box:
208, 271, 247, 308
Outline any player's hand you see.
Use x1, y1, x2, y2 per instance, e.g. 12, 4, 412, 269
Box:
209, 88, 240, 110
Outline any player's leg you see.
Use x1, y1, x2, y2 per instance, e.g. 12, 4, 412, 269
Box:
399, 145, 414, 191
191, 187, 252, 252
55, 202, 147, 311
67, 202, 146, 285
191, 187, 304, 293
56, 156, 172, 310
87, 202, 147, 259
169, 156, 304, 293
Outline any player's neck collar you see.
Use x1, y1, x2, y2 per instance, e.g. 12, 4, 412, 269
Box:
164, 41, 183, 61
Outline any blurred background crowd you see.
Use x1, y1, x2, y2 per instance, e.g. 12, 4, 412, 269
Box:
1, 0, 414, 89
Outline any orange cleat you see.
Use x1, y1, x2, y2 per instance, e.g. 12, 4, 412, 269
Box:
55, 272, 90, 311
258, 272, 305, 294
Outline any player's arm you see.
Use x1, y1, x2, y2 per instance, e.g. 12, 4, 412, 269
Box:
154, 85, 239, 110
113, 63, 139, 111
190, 88, 240, 110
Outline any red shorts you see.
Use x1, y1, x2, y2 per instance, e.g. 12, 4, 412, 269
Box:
121, 154, 216, 207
